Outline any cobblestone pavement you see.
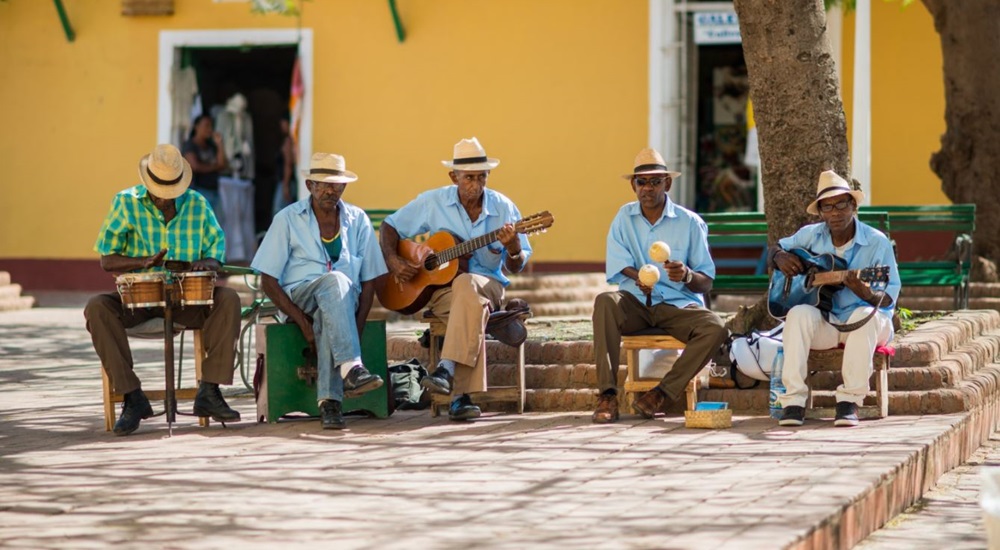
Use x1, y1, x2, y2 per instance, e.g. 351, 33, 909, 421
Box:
857, 435, 998, 549
0, 307, 986, 549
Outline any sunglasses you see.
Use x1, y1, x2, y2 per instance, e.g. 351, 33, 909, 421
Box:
818, 198, 855, 213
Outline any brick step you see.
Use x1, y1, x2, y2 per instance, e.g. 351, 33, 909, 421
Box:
507, 273, 608, 290
900, 282, 1000, 298
0, 283, 23, 300
505, 287, 612, 303
898, 296, 1000, 311
0, 296, 35, 312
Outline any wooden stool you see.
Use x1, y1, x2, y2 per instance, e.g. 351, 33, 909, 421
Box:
100, 322, 208, 431
805, 346, 892, 419
620, 330, 702, 412
422, 313, 527, 416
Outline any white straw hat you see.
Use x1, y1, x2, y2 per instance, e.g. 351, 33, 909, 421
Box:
622, 148, 681, 180
441, 137, 500, 171
806, 170, 865, 215
138, 144, 192, 200
302, 152, 358, 184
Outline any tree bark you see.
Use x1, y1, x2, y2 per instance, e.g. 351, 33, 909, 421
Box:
921, 0, 1000, 262
727, 0, 852, 333
734, 0, 852, 244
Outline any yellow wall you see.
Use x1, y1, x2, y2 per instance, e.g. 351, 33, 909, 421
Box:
839, 1, 949, 205
0, 0, 648, 262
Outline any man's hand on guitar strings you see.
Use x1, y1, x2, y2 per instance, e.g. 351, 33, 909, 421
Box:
388, 255, 420, 283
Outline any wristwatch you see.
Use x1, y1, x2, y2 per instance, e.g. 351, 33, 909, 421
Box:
682, 267, 694, 284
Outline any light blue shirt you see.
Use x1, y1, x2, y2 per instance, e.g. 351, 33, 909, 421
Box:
606, 197, 715, 308
251, 199, 388, 296
778, 218, 900, 325
383, 185, 532, 286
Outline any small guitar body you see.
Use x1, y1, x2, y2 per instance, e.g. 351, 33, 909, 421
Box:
376, 211, 554, 314
379, 231, 465, 315
767, 248, 890, 321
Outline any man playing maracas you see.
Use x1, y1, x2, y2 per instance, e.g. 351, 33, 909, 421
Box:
590, 148, 728, 424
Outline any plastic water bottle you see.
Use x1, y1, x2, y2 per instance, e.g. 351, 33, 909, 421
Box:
769, 349, 786, 419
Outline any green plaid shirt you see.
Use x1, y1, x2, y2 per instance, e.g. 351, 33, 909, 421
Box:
94, 185, 225, 270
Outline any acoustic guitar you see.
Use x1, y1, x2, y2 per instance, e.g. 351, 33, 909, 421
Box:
767, 247, 890, 320
377, 211, 554, 314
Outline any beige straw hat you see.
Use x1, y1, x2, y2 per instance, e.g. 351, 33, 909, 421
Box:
806, 170, 865, 215
622, 148, 681, 180
441, 137, 500, 171
302, 152, 358, 184
138, 144, 192, 200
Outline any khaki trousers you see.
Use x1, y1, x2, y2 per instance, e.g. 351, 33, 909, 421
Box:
592, 291, 728, 402
426, 273, 505, 395
84, 287, 241, 394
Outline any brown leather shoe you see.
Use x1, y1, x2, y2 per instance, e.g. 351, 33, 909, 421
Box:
592, 393, 619, 424
633, 388, 667, 419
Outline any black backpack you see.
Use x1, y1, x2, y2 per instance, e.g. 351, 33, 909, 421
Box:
388, 358, 431, 410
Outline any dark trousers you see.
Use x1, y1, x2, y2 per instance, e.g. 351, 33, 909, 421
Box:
592, 291, 728, 401
84, 287, 241, 394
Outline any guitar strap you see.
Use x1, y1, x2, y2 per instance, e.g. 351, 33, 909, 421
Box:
825, 291, 888, 332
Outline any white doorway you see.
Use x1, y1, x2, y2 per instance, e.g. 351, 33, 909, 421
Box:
157, 28, 314, 204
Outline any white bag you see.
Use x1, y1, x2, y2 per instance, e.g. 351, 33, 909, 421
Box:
729, 324, 784, 382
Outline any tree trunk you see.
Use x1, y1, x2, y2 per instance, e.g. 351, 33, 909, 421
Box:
921, 0, 1000, 262
733, 0, 852, 244
727, 0, 852, 333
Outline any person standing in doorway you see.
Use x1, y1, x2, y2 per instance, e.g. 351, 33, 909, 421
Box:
272, 114, 298, 216
182, 114, 227, 223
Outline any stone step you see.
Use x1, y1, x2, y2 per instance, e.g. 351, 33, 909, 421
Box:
898, 296, 1000, 311
0, 296, 35, 312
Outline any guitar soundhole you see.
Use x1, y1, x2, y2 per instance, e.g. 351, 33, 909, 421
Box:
424, 255, 438, 271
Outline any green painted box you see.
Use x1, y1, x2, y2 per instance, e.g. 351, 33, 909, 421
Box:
255, 320, 389, 423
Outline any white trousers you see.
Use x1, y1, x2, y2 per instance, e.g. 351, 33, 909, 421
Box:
778, 305, 892, 408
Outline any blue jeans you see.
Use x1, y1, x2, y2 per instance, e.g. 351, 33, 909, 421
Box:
289, 272, 360, 402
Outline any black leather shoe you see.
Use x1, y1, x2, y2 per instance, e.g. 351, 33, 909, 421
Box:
448, 394, 481, 421
193, 383, 241, 422
421, 366, 453, 395
343, 365, 384, 398
778, 405, 806, 426
320, 399, 346, 430
113, 388, 154, 436
834, 401, 860, 427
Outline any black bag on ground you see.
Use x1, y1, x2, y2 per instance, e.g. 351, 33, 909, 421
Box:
388, 358, 430, 410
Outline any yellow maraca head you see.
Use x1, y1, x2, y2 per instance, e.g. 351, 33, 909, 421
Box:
649, 241, 671, 263
638, 264, 661, 287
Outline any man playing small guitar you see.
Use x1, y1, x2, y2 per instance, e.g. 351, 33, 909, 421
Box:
769, 171, 900, 427
379, 137, 532, 421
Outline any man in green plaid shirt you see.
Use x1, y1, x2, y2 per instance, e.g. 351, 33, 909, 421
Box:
85, 144, 242, 436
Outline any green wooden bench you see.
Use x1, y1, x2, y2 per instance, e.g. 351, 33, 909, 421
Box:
857, 204, 975, 309
700, 211, 891, 304
365, 208, 396, 232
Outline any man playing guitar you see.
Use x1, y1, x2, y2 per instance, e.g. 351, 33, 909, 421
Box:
379, 137, 532, 421
769, 170, 900, 427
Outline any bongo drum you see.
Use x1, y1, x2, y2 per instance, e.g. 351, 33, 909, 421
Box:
175, 271, 216, 307
116, 273, 167, 309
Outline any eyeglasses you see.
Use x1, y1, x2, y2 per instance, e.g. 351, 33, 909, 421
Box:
457, 173, 488, 183
634, 176, 668, 188
818, 198, 854, 213
308, 180, 345, 191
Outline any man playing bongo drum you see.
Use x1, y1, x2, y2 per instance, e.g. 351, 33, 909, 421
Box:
85, 144, 242, 436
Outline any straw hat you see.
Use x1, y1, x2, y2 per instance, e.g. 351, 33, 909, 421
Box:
302, 152, 358, 184
441, 137, 500, 171
622, 148, 681, 180
806, 170, 865, 215
138, 144, 192, 200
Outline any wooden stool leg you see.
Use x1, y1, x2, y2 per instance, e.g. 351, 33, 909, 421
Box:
101, 368, 115, 432
516, 341, 526, 414
876, 356, 889, 418
686, 377, 699, 411
620, 349, 639, 411
193, 330, 210, 427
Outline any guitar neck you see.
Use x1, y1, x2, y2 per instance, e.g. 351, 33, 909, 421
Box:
810, 270, 853, 287
437, 228, 503, 263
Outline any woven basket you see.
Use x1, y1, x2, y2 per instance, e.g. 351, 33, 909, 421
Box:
684, 409, 733, 429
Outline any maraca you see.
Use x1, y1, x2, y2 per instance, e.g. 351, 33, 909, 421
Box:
649, 241, 671, 263
638, 264, 660, 306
